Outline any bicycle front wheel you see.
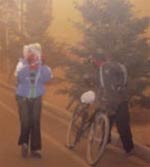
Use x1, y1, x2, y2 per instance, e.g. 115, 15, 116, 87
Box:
66, 104, 87, 149
87, 112, 109, 166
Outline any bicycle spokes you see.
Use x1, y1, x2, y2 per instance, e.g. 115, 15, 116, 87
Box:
87, 113, 110, 166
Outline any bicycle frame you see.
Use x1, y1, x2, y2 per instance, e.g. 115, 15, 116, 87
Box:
73, 102, 105, 144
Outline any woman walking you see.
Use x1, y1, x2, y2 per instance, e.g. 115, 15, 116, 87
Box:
15, 44, 53, 158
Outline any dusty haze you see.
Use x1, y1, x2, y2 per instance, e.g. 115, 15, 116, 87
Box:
50, 0, 150, 44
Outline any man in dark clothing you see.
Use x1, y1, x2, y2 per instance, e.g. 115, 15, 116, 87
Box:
95, 51, 134, 154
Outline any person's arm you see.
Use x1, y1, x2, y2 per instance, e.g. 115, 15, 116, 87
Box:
17, 66, 29, 84
40, 65, 53, 83
118, 63, 128, 86
14, 58, 28, 76
14, 59, 24, 77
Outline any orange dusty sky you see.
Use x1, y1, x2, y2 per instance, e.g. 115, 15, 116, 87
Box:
50, 0, 150, 44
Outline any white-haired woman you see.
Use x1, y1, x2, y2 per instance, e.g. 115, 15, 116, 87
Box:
15, 44, 53, 158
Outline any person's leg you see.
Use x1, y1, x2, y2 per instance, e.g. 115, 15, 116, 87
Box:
30, 97, 42, 153
17, 96, 30, 146
115, 101, 134, 153
16, 96, 31, 157
108, 114, 116, 143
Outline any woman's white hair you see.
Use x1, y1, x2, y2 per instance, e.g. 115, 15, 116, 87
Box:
23, 43, 42, 59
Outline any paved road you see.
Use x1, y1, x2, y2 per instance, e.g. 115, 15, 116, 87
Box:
0, 86, 149, 167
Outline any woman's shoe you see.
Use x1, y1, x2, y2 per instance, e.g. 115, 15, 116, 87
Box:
31, 150, 42, 159
21, 143, 28, 158
125, 148, 135, 157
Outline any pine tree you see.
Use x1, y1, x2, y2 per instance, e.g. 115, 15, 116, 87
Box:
65, 0, 150, 106
0, 0, 54, 73
23, 0, 67, 68
24, 0, 52, 44
0, 0, 19, 71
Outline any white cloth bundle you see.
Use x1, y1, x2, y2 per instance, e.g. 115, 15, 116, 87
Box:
80, 90, 96, 104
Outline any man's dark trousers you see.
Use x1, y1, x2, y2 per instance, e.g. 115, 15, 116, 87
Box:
109, 101, 134, 153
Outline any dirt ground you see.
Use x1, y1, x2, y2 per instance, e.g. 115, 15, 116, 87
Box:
0, 83, 148, 167
1, 66, 150, 147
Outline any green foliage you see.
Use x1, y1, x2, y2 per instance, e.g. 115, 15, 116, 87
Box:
66, 0, 150, 106
24, 0, 52, 43
23, 0, 68, 69
0, 0, 20, 71
0, 0, 57, 73
0, 0, 69, 77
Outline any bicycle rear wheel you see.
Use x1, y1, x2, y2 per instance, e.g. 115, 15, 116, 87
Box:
66, 104, 87, 149
87, 112, 109, 166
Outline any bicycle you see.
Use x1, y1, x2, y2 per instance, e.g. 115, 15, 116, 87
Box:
66, 90, 110, 166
